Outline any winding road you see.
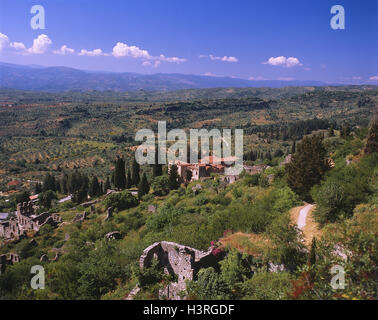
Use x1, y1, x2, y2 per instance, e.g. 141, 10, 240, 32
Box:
297, 204, 314, 230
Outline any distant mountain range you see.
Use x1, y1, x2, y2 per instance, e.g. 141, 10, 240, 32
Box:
0, 62, 333, 92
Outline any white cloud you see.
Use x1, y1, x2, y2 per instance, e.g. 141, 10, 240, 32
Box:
10, 42, 26, 51
112, 41, 186, 66
158, 54, 186, 63
28, 34, 52, 54
200, 54, 238, 62
369, 76, 378, 81
0, 33, 9, 51
78, 48, 104, 56
142, 60, 161, 68
53, 45, 74, 55
263, 56, 302, 68
112, 42, 152, 59
203, 72, 219, 77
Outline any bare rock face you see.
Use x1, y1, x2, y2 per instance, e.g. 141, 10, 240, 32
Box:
139, 241, 224, 300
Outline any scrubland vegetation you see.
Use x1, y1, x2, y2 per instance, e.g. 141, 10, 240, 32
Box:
0, 86, 377, 300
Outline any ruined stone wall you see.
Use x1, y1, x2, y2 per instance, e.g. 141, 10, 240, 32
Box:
139, 241, 223, 300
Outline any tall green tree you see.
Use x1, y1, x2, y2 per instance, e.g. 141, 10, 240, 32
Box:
168, 164, 179, 190
138, 173, 150, 200
152, 147, 163, 177
364, 115, 378, 155
114, 157, 126, 189
286, 134, 330, 201
131, 158, 140, 186
89, 176, 101, 198
126, 169, 132, 189
104, 177, 111, 192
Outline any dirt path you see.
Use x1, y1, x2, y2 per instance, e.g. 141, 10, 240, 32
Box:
290, 204, 321, 246
297, 204, 314, 230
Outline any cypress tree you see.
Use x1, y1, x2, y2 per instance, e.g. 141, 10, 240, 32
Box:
104, 177, 111, 192
138, 173, 150, 199
114, 157, 126, 189
153, 148, 163, 177
291, 140, 296, 154
364, 115, 378, 155
286, 134, 330, 201
132, 158, 140, 186
89, 176, 101, 197
168, 164, 179, 190
126, 169, 132, 189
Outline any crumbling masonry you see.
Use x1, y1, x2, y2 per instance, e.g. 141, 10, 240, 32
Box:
139, 241, 224, 300
0, 201, 61, 240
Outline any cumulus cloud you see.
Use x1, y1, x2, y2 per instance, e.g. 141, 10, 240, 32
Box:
28, 34, 52, 54
369, 76, 378, 81
263, 56, 302, 68
53, 45, 74, 55
78, 48, 104, 56
200, 54, 238, 63
112, 41, 186, 66
10, 42, 26, 51
112, 42, 152, 59
0, 33, 9, 51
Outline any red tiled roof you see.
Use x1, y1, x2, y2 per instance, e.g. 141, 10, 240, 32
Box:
7, 180, 21, 187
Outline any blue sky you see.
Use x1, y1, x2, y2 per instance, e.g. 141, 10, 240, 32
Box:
0, 0, 377, 83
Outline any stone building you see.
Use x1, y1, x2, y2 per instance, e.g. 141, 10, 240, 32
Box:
170, 155, 240, 184
0, 253, 20, 274
139, 241, 224, 300
0, 201, 61, 240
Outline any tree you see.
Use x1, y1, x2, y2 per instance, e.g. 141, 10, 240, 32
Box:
103, 190, 139, 211
104, 177, 111, 192
138, 173, 150, 200
291, 140, 296, 154
39, 190, 57, 208
42, 173, 56, 192
15, 191, 30, 204
151, 175, 170, 196
131, 158, 140, 186
126, 169, 132, 189
34, 183, 42, 194
114, 157, 126, 189
153, 148, 163, 177
168, 164, 179, 190
364, 115, 378, 155
328, 125, 335, 137
186, 170, 193, 183
89, 176, 101, 198
286, 134, 330, 201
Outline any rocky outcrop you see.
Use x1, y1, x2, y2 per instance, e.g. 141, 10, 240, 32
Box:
139, 241, 224, 300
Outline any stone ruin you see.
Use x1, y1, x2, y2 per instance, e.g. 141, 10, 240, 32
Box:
0, 253, 20, 274
0, 201, 62, 240
138, 241, 224, 300
105, 207, 113, 221
72, 211, 88, 223
106, 231, 122, 240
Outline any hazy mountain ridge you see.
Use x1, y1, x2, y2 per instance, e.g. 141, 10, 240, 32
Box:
0, 62, 331, 92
